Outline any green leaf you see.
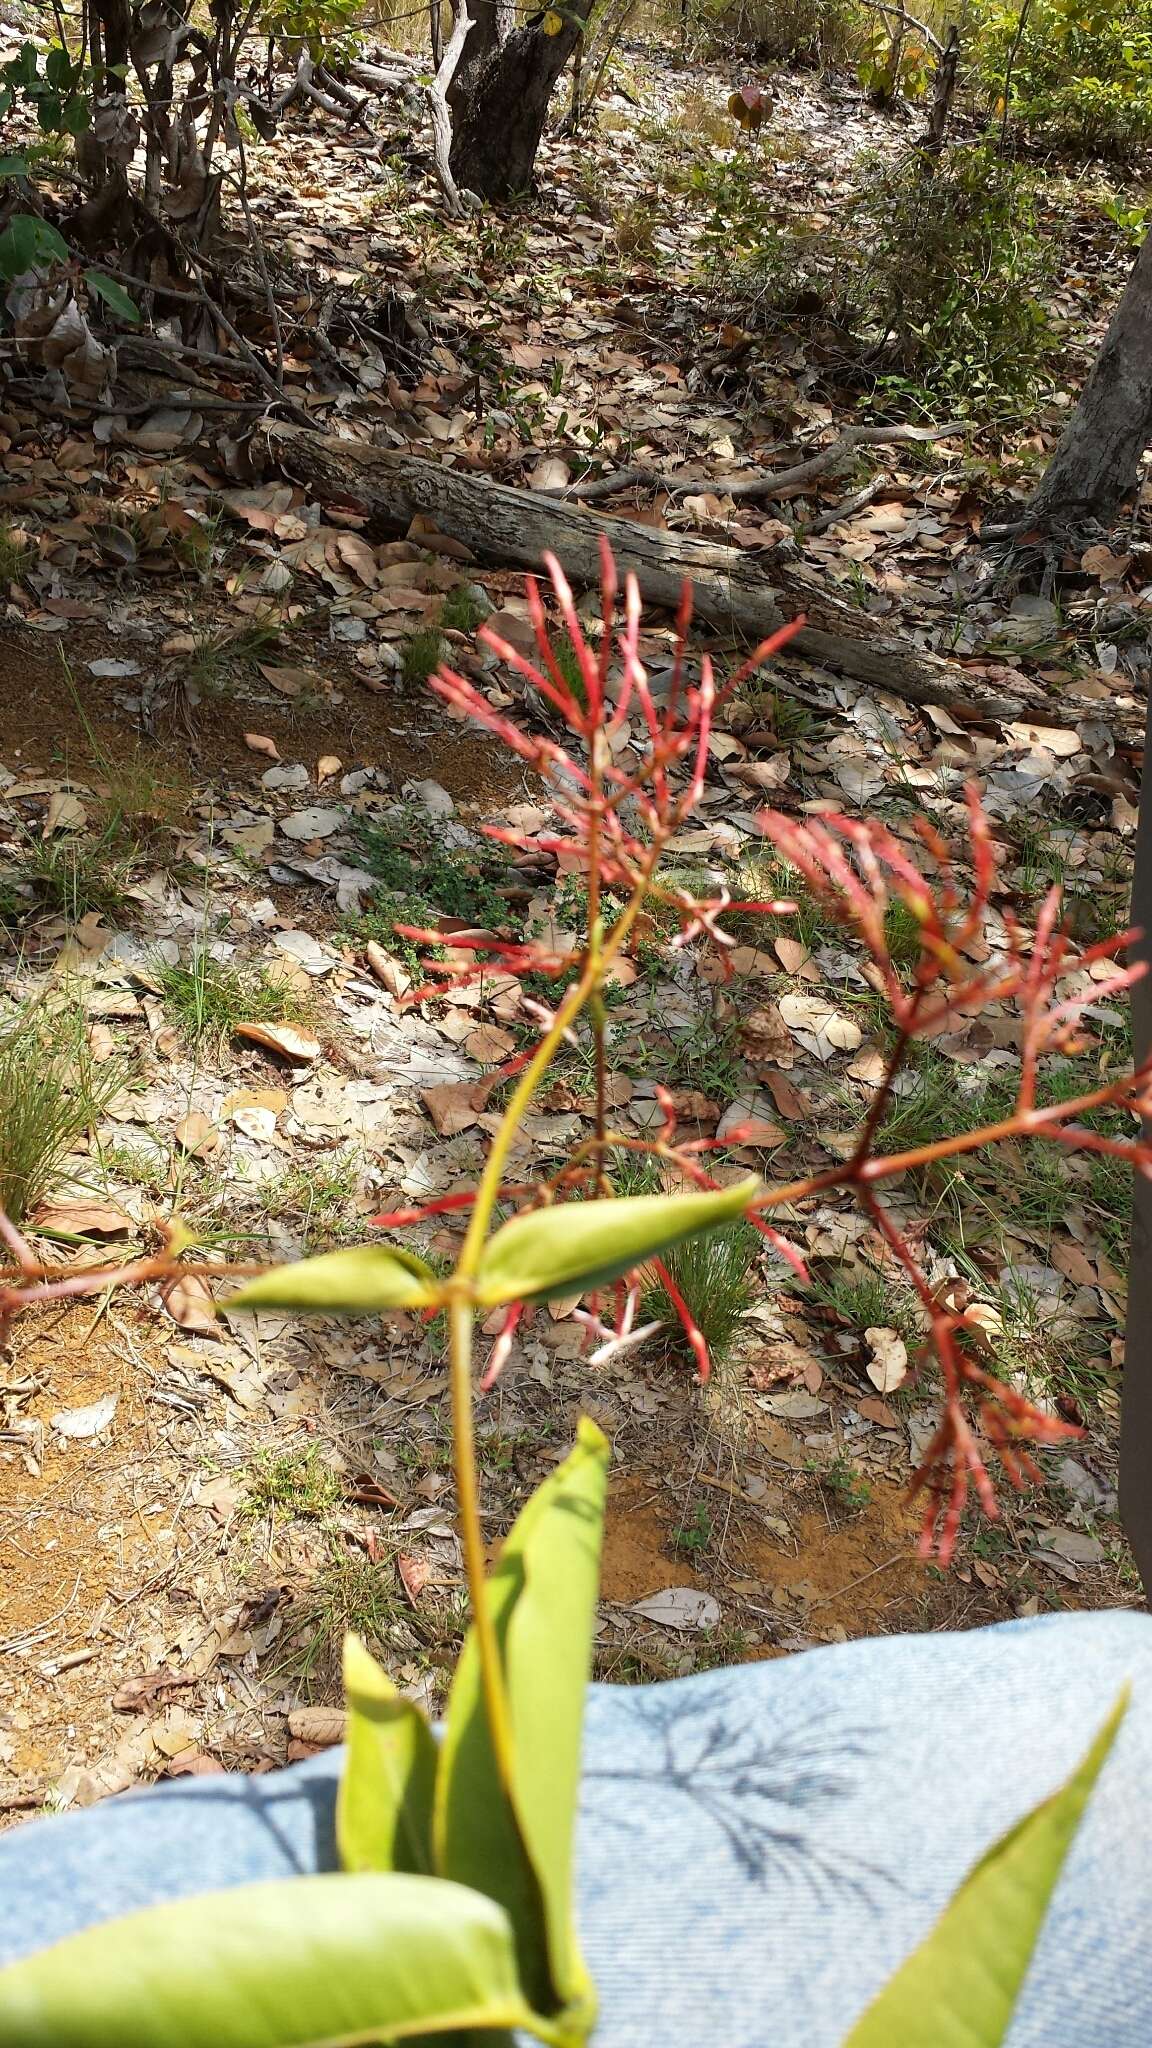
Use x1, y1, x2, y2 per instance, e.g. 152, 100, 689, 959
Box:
0, 212, 68, 281
435, 1558, 551, 2012
435, 1420, 609, 2023
227, 1243, 442, 1315
0, 153, 29, 176
0, 1872, 540, 2046
84, 268, 141, 323
498, 1416, 609, 2008
338, 1632, 438, 1876
474, 1178, 762, 1306
45, 46, 76, 88
61, 95, 91, 134
845, 1687, 1128, 2048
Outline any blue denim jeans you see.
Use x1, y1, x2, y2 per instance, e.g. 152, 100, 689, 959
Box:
1, 1610, 1149, 2046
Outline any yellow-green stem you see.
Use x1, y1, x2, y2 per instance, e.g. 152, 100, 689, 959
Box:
448, 1294, 516, 1792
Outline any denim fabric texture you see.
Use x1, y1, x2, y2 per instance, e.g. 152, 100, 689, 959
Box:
0, 1609, 1148, 2045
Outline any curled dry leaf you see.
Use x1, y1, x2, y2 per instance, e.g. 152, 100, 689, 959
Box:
244, 732, 280, 760
864, 1325, 909, 1393
234, 1021, 322, 1064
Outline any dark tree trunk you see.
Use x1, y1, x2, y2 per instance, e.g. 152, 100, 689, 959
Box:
448, 0, 595, 199
1024, 227, 1152, 533
446, 0, 514, 119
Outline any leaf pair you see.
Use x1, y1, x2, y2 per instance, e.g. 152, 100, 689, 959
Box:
0, 1424, 611, 2047
227, 1176, 763, 1317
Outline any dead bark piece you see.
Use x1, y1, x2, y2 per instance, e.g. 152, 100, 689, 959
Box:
260, 423, 1142, 740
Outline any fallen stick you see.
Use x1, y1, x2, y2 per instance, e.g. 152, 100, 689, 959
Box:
261, 422, 1143, 741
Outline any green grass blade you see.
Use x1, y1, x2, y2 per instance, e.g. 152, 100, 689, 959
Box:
845, 1687, 1128, 2048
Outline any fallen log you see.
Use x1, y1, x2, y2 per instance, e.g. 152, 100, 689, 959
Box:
262, 423, 1144, 744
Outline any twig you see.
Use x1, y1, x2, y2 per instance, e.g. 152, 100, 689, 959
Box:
809, 1554, 905, 1607
181, 250, 312, 428
857, 0, 944, 59
564, 424, 965, 506
229, 132, 283, 393
807, 473, 888, 534
428, 0, 474, 219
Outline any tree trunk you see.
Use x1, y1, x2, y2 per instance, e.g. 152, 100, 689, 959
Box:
446, 0, 513, 118
260, 422, 1145, 738
1024, 227, 1152, 534
448, 0, 596, 198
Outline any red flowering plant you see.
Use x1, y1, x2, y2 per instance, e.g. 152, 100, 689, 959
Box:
0, 542, 1144, 2048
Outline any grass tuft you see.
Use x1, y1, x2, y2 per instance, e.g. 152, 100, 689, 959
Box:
0, 1002, 127, 1223
156, 951, 308, 1048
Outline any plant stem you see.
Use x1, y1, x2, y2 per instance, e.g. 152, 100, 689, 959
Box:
448, 1294, 517, 1793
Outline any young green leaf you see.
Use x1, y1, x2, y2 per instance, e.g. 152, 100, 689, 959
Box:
227, 1244, 442, 1315
435, 1421, 609, 2025
0, 1872, 539, 2047
497, 1417, 609, 2012
84, 268, 141, 324
473, 1178, 762, 1306
0, 212, 68, 282
434, 1561, 554, 2015
338, 1633, 438, 1876
845, 1687, 1128, 2047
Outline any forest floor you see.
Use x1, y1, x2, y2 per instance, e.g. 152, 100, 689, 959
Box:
0, 24, 1147, 1811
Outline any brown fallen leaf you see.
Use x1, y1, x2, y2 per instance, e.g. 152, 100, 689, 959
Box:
244, 732, 280, 760
465, 1022, 516, 1064
161, 1272, 217, 1334
33, 1201, 132, 1239
288, 1705, 346, 1746
397, 1553, 431, 1603
235, 1021, 321, 1064
174, 1110, 219, 1157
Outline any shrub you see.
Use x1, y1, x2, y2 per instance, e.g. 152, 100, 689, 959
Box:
731, 140, 1058, 416
711, 0, 864, 67
974, 0, 1152, 153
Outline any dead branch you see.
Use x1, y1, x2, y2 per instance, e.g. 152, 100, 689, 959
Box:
261, 421, 1143, 740
428, 2, 474, 219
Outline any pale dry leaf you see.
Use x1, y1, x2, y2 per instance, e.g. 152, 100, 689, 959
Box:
864, 1325, 909, 1393
244, 732, 280, 760
629, 1588, 721, 1631
317, 754, 342, 783
44, 790, 87, 834
778, 992, 862, 1060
